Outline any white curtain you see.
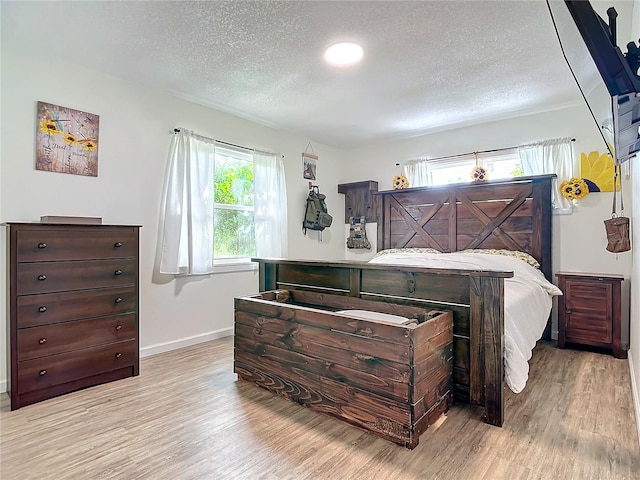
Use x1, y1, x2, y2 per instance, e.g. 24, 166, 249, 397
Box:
403, 159, 429, 188
254, 151, 288, 257
159, 129, 216, 275
519, 137, 574, 214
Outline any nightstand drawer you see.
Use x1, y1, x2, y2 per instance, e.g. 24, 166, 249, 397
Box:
17, 314, 137, 361
18, 340, 137, 394
16, 287, 137, 328
16, 227, 137, 262
16, 259, 137, 295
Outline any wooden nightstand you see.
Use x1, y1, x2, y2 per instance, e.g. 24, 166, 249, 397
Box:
556, 272, 625, 358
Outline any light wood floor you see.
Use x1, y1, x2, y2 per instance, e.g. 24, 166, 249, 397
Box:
1, 338, 638, 480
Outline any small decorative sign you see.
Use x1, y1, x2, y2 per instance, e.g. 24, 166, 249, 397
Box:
302, 152, 317, 180
36, 101, 100, 177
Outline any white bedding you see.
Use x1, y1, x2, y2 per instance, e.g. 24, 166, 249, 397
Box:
368, 251, 563, 393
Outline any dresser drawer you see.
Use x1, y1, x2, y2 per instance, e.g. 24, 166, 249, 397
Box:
16, 259, 137, 295
16, 227, 137, 262
18, 340, 137, 394
17, 314, 137, 361
16, 287, 137, 328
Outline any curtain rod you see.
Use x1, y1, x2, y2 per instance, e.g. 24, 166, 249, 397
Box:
396, 138, 576, 166
173, 128, 282, 158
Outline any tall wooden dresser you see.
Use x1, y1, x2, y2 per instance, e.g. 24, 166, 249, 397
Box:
6, 223, 140, 410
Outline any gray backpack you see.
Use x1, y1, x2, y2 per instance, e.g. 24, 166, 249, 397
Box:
303, 186, 333, 234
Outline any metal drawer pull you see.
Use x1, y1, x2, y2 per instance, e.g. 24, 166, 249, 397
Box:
115, 352, 122, 358
37, 243, 47, 249
37, 274, 47, 281
114, 242, 123, 248
39, 338, 47, 344
114, 297, 123, 304
39, 370, 47, 376
114, 269, 123, 276
115, 325, 122, 331
38, 306, 47, 313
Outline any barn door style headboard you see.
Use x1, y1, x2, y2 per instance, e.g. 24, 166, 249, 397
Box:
372, 174, 556, 282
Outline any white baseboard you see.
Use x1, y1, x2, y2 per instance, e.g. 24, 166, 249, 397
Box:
0, 380, 6, 394
629, 350, 640, 449
140, 327, 233, 358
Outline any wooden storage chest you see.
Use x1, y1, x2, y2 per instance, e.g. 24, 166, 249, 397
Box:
6, 223, 140, 410
234, 289, 453, 449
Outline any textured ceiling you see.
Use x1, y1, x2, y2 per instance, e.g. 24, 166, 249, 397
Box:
1, 1, 633, 148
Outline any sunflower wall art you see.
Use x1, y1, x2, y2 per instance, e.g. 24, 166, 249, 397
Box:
580, 150, 617, 192
36, 101, 100, 177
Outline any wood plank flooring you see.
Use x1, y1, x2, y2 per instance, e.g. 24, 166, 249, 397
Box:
1, 338, 638, 480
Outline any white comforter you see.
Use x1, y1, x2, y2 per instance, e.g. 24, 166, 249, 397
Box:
368, 252, 563, 393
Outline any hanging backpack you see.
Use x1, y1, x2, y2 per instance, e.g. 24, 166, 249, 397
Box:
303, 186, 333, 234
346, 216, 371, 249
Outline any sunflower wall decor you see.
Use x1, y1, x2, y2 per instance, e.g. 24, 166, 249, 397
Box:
471, 165, 488, 182
392, 174, 409, 190
580, 150, 617, 192
36, 101, 100, 177
559, 177, 589, 201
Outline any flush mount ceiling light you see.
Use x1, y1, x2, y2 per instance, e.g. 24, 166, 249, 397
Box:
324, 42, 363, 67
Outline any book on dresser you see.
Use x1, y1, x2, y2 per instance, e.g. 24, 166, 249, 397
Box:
5, 222, 141, 410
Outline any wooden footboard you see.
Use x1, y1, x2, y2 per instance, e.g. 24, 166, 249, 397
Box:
252, 258, 510, 427
234, 289, 453, 448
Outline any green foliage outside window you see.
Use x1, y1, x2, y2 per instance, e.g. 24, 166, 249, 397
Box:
510, 165, 524, 177
213, 156, 255, 258
214, 160, 254, 206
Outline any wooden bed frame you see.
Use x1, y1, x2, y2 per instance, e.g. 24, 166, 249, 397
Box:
251, 174, 555, 428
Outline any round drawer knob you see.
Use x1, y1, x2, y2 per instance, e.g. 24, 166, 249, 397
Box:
37, 243, 47, 249
114, 269, 123, 276
39, 338, 47, 345
37, 274, 47, 281
114, 242, 123, 248
114, 297, 123, 304
115, 352, 122, 358
38, 306, 47, 313
115, 325, 122, 331
39, 370, 47, 376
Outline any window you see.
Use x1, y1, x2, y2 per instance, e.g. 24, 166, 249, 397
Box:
159, 129, 287, 276
409, 149, 523, 187
403, 137, 574, 214
213, 146, 255, 265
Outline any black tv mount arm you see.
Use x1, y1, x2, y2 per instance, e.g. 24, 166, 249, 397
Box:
606, 6, 640, 80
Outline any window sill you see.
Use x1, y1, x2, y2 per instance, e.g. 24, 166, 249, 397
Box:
212, 262, 258, 274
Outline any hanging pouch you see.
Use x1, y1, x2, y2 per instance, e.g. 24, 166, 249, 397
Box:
604, 165, 631, 253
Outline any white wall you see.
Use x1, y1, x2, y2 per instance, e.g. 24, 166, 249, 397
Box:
631, 157, 640, 447
0, 46, 347, 390
627, 0, 640, 447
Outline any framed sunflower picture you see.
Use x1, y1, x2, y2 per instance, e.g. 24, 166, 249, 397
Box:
36, 101, 100, 177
